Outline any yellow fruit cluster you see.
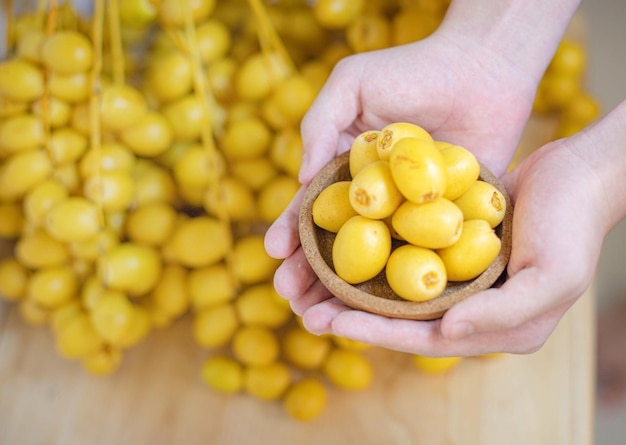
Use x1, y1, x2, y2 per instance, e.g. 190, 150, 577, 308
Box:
0, 0, 600, 422
533, 39, 601, 138
313, 122, 506, 302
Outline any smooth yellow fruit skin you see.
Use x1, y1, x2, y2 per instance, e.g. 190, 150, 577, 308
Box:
41, 30, 93, 75
125, 202, 177, 247
231, 235, 282, 285
283, 378, 328, 422
454, 181, 506, 228
282, 327, 332, 371
0, 203, 23, 238
412, 355, 463, 374
83, 171, 136, 212
44, 197, 100, 242
201, 355, 244, 394
314, 0, 364, 29
82, 347, 123, 377
157, 0, 216, 27
100, 84, 147, 132
0, 59, 44, 102
27, 266, 78, 309
389, 137, 447, 204
440, 145, 481, 200
98, 243, 162, 296
349, 131, 380, 177
235, 283, 292, 329
332, 215, 391, 284
270, 74, 316, 125
437, 219, 501, 281
349, 160, 404, 219
377, 122, 433, 161
232, 326, 279, 367
68, 228, 119, 262
322, 348, 373, 391
220, 116, 271, 161
257, 175, 300, 223
150, 264, 190, 318
56, 313, 103, 359
244, 362, 292, 401
0, 113, 44, 153
49, 72, 89, 103
168, 216, 231, 268
79, 142, 136, 178
312, 181, 358, 233
90, 293, 136, 345
0, 258, 28, 301
386, 244, 447, 302
193, 302, 239, 348
203, 176, 257, 222
346, 13, 391, 53
188, 264, 237, 311
49, 128, 88, 165
391, 198, 463, 249
15, 229, 70, 268
19, 298, 49, 326
0, 149, 53, 202
119, 111, 174, 157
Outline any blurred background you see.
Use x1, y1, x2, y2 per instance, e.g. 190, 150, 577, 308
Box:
0, 0, 624, 443
578, 1, 626, 444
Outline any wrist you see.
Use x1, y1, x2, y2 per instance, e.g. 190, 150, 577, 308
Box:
568, 99, 626, 231
437, 0, 581, 84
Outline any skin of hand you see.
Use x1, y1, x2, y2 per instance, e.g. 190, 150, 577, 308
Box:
264, 29, 539, 297
266, 92, 625, 356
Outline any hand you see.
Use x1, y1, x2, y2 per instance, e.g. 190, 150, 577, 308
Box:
269, 134, 607, 357
265, 29, 540, 354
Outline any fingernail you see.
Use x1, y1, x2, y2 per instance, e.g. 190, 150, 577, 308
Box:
448, 321, 474, 340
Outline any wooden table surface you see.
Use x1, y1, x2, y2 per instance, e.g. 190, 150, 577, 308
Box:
0, 282, 595, 445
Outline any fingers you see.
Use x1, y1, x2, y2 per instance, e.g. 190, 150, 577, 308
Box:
302, 298, 352, 334
289, 279, 335, 317
299, 58, 363, 184
301, 299, 565, 357
439, 266, 574, 342
272, 246, 317, 301
264, 186, 306, 260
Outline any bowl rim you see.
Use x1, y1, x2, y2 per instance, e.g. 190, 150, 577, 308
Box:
298, 150, 513, 320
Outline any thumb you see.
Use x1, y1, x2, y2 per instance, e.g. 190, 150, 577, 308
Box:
298, 60, 363, 184
439, 266, 566, 340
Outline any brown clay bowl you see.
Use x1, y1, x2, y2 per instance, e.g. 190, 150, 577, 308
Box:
299, 150, 513, 320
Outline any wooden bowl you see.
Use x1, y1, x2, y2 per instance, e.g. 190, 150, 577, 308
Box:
299, 151, 513, 320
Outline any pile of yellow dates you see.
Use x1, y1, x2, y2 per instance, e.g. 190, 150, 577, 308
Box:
0, 0, 599, 422
313, 122, 505, 302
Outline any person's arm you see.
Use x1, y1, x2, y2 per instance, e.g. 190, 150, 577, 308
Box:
439, 0, 581, 82
299, 99, 626, 356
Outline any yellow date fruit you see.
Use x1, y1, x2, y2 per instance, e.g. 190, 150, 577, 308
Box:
386, 244, 447, 302
349, 160, 404, 219
389, 137, 447, 204
454, 180, 506, 228
437, 219, 501, 281
322, 348, 373, 391
391, 198, 463, 249
332, 215, 391, 284
377, 122, 433, 161
440, 144, 481, 200
312, 181, 358, 233
349, 130, 380, 177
